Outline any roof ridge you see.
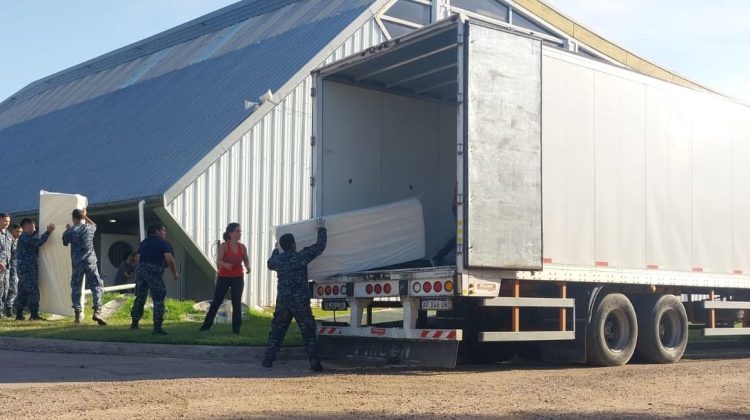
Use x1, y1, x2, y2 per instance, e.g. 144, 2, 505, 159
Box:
2, 0, 303, 106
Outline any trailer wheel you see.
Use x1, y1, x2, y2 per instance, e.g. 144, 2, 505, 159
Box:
586, 293, 638, 366
635, 294, 688, 364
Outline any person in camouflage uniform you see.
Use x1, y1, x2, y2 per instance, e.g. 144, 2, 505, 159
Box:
0, 213, 13, 318
263, 219, 327, 371
15, 218, 55, 320
62, 208, 106, 325
130, 222, 179, 335
5, 224, 23, 317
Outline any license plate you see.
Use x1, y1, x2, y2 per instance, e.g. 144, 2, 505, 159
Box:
322, 299, 347, 311
421, 299, 453, 311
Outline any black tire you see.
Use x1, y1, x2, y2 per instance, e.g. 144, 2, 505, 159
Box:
635, 294, 688, 364
586, 293, 638, 366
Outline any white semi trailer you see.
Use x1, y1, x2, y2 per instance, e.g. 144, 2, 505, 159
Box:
309, 16, 750, 368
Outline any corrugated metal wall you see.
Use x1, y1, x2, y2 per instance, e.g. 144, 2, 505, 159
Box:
166, 19, 385, 307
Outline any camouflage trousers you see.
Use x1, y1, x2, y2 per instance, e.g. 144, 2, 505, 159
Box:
5, 269, 18, 312
0, 269, 9, 313
130, 264, 167, 330
264, 298, 319, 362
71, 262, 104, 311
15, 270, 40, 314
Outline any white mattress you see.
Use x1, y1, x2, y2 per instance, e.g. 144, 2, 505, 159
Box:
38, 191, 88, 317
274, 198, 426, 280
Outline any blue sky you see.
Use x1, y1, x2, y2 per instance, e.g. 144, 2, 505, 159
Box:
1, 0, 748, 102
544, 0, 750, 102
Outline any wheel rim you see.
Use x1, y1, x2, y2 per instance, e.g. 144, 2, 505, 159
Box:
658, 308, 682, 349
603, 309, 629, 352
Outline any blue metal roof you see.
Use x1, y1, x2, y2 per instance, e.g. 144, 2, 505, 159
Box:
0, 0, 375, 214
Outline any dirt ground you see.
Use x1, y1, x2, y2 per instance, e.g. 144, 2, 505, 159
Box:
0, 347, 748, 419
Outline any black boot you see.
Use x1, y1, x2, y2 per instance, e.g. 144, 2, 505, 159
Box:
92, 309, 107, 326
29, 310, 45, 321
198, 323, 210, 332
129, 319, 139, 330
15, 308, 24, 321
152, 328, 168, 335
74, 309, 81, 324
309, 356, 323, 372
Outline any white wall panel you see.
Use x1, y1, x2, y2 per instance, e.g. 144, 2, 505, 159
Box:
166, 19, 385, 308
594, 72, 646, 269
692, 95, 733, 274
732, 102, 750, 274
644, 86, 692, 271
541, 53, 596, 266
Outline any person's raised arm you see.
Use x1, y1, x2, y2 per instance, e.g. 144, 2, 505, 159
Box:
267, 242, 281, 270
38, 224, 55, 247
81, 208, 95, 225
298, 219, 327, 264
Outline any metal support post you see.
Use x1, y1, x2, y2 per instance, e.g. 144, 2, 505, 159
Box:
512, 280, 520, 332
402, 297, 420, 329
559, 282, 567, 332
348, 299, 371, 327
709, 290, 716, 329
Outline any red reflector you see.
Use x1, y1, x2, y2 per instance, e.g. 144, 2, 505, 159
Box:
383, 283, 392, 294
423, 281, 432, 293
325, 286, 331, 296
433, 281, 442, 292
366, 284, 374, 294
317, 286, 324, 296
374, 284, 382, 294
332, 285, 340, 295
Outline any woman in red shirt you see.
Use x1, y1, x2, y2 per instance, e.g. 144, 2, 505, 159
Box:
199, 223, 250, 334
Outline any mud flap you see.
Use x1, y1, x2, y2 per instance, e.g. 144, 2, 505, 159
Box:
319, 336, 460, 369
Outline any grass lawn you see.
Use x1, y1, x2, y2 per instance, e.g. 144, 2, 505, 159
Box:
0, 293, 344, 347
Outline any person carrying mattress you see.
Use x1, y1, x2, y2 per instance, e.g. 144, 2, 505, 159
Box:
262, 218, 327, 372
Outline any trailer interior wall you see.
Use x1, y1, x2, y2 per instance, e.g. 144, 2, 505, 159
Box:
541, 46, 750, 280
319, 80, 457, 257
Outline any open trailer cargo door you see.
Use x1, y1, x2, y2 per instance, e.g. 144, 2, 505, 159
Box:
463, 22, 543, 271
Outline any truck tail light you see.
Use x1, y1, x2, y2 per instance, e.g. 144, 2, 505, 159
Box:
412, 282, 421, 293
445, 280, 454, 292
325, 286, 331, 296
433, 281, 443, 293
423, 281, 432, 293
317, 286, 324, 296
374, 284, 382, 294
332, 285, 340, 295
366, 284, 374, 295
383, 283, 392, 294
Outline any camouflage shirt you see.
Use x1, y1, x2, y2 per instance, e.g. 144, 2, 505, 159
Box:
267, 227, 327, 302
62, 223, 97, 266
0, 229, 12, 266
17, 231, 51, 274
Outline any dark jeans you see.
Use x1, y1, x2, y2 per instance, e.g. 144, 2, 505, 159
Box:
202, 276, 244, 333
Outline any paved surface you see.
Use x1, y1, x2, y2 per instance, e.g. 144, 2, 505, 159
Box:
0, 345, 748, 419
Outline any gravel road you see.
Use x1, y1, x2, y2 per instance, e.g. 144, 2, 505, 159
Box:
0, 347, 748, 419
